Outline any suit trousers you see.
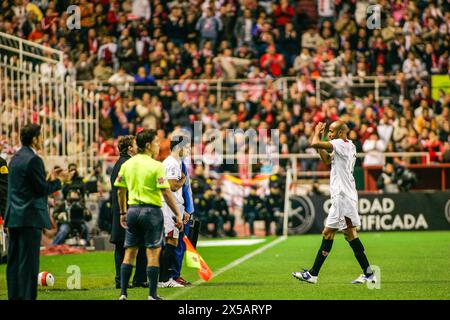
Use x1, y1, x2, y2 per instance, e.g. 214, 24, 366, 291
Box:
7, 227, 42, 300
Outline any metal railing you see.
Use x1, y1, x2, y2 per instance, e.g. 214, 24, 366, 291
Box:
0, 31, 63, 66
77, 77, 275, 109
0, 54, 99, 176
275, 76, 394, 105
76, 73, 430, 109
65, 151, 442, 183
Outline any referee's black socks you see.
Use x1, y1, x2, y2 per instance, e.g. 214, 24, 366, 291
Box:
310, 238, 334, 276
348, 238, 373, 277
147, 266, 159, 298
120, 263, 133, 296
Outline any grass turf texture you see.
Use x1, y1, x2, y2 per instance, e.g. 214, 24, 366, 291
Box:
0, 231, 449, 300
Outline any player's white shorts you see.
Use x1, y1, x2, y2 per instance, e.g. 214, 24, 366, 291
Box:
162, 202, 184, 239
325, 194, 361, 230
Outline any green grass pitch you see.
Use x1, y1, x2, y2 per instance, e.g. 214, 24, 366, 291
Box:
1, 231, 449, 300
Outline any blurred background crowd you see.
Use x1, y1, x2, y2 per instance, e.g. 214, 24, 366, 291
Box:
0, 0, 449, 240
0, 0, 449, 168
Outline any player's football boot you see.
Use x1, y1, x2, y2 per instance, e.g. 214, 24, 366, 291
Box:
159, 278, 185, 288
291, 269, 318, 284
175, 277, 192, 286
118, 295, 127, 300
351, 274, 377, 284
148, 295, 164, 300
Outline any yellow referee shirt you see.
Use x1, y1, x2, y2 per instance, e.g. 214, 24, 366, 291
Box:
114, 154, 170, 207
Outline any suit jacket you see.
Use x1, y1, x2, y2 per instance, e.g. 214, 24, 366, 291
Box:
0, 156, 8, 217
4, 147, 61, 229
109, 153, 130, 244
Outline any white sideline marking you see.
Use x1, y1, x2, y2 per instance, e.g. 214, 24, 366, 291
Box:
167, 236, 287, 300
197, 239, 266, 247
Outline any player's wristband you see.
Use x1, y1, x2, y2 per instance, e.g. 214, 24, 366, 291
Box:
120, 212, 127, 216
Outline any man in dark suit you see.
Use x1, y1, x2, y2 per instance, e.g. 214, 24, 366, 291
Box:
110, 135, 147, 289
0, 151, 7, 264
0, 153, 7, 218
4, 124, 69, 300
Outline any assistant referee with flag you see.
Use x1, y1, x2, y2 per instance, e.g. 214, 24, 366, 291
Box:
114, 129, 183, 300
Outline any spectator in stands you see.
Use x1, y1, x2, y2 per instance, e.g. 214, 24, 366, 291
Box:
100, 137, 117, 157
403, 52, 428, 88
296, 126, 318, 172
423, 130, 444, 163
117, 38, 137, 74
377, 113, 394, 145
317, 0, 335, 27
393, 117, 411, 151
234, 9, 254, 48
442, 142, 450, 163
436, 106, 449, 130
439, 121, 449, 144
97, 36, 118, 67
260, 45, 285, 78
108, 66, 134, 92
377, 163, 400, 193
278, 21, 299, 69
274, 0, 295, 28
94, 59, 114, 81
75, 52, 95, 81
335, 65, 353, 98
214, 48, 252, 80
363, 132, 387, 166
196, 8, 222, 52
132, 0, 151, 21
136, 93, 162, 130
415, 108, 437, 134
335, 11, 357, 36
301, 26, 322, 52
170, 92, 192, 129
62, 163, 85, 199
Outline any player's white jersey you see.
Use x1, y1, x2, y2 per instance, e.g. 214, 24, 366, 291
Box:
329, 139, 358, 202
162, 155, 184, 206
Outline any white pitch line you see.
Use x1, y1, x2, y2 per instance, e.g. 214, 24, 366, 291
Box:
197, 239, 266, 247
167, 236, 287, 300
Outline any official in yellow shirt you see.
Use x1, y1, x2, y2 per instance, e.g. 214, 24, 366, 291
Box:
114, 129, 183, 301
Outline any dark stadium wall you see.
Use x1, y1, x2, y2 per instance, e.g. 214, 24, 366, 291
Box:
289, 192, 450, 234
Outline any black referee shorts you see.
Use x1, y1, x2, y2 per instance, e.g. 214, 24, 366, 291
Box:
124, 205, 164, 249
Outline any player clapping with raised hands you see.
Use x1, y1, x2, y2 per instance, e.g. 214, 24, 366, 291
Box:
292, 121, 376, 285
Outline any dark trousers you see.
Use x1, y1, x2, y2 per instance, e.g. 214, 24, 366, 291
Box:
244, 211, 257, 235
114, 242, 147, 286
7, 227, 42, 300
170, 222, 190, 280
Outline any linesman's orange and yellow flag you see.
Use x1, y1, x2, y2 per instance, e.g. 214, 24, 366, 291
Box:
183, 235, 213, 281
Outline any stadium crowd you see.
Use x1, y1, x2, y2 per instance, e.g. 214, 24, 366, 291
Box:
1, 1, 450, 299
0, 0, 449, 171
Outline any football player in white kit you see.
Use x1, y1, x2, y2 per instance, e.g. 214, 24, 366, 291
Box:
292, 121, 376, 284
158, 134, 190, 288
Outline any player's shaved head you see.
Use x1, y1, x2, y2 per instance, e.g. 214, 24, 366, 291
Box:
330, 121, 349, 134
327, 121, 349, 140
